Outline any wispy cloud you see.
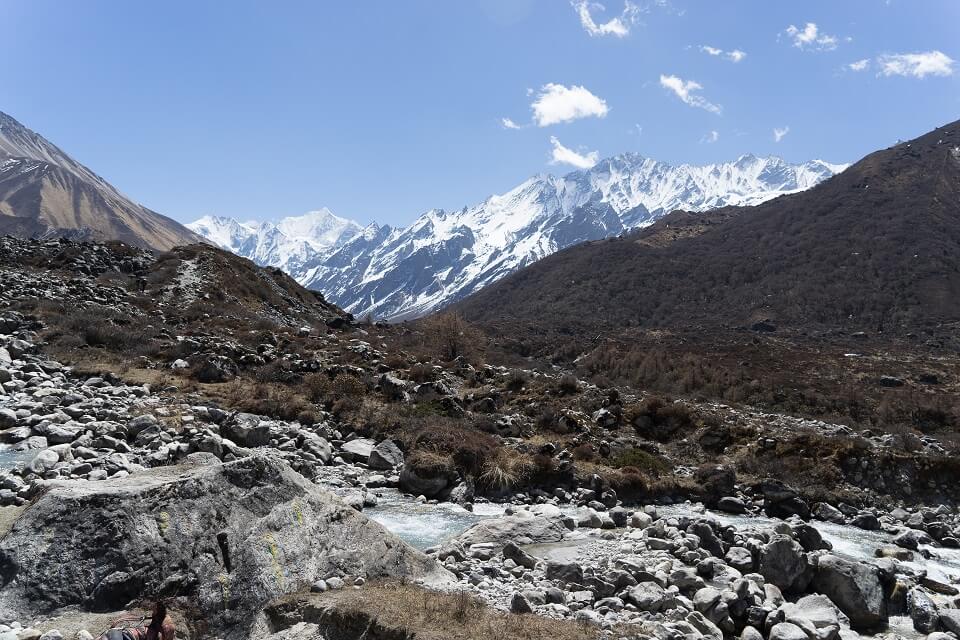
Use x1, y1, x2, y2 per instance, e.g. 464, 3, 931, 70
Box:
699, 45, 747, 63
784, 22, 839, 51
877, 51, 954, 78
848, 58, 870, 72
659, 74, 722, 114
500, 117, 524, 130
701, 130, 720, 144
549, 136, 599, 169
773, 126, 790, 142
531, 83, 609, 126
572, 0, 641, 37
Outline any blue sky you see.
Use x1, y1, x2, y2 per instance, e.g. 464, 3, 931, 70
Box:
2, 0, 958, 227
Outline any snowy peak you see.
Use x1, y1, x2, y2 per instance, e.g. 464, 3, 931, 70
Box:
187, 208, 363, 273
190, 151, 846, 321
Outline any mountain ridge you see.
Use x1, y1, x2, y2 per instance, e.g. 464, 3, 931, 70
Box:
454, 119, 960, 343
0, 110, 202, 251
191, 153, 846, 320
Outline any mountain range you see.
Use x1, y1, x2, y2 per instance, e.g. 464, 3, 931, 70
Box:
456, 119, 960, 342
191, 154, 847, 320
0, 111, 200, 250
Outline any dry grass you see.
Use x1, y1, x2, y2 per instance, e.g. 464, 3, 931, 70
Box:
478, 448, 534, 491
294, 582, 614, 640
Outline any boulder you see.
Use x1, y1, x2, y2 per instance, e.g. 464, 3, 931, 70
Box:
0, 453, 445, 636
759, 535, 812, 593
811, 555, 887, 630
769, 622, 809, 640
221, 413, 271, 448
941, 609, 960, 635
502, 542, 537, 570
340, 438, 375, 464
907, 587, 939, 633
626, 582, 675, 613
398, 463, 451, 499
367, 440, 404, 470
779, 594, 842, 640
545, 561, 583, 584
456, 509, 568, 548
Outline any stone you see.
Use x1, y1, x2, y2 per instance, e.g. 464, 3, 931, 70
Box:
940, 610, 960, 635
0, 409, 16, 429
367, 439, 404, 470
907, 587, 939, 633
456, 508, 568, 548
759, 535, 811, 593
502, 542, 537, 570
812, 555, 887, 630
895, 529, 933, 550
27, 449, 59, 474
221, 413, 271, 448
780, 594, 842, 640
851, 512, 880, 531
626, 582, 674, 613
769, 622, 808, 640
340, 438, 376, 463
398, 463, 451, 499
510, 592, 533, 614
725, 546, 755, 573
718, 496, 749, 514
0, 453, 446, 637
545, 561, 583, 584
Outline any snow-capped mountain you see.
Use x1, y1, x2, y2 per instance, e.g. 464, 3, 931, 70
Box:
189, 153, 846, 320
187, 208, 362, 275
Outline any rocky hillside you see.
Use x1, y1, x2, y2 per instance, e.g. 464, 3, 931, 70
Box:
191, 154, 845, 321
457, 120, 960, 339
0, 111, 202, 250
1, 236, 959, 639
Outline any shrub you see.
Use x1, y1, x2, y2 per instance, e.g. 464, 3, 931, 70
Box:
505, 369, 529, 392
557, 374, 580, 395
419, 313, 485, 363
478, 449, 534, 491
610, 447, 671, 475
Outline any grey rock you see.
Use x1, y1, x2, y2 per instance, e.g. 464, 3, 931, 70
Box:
907, 587, 939, 633
759, 535, 811, 593
510, 592, 534, 614
367, 440, 404, 470
941, 610, 960, 635
340, 438, 376, 463
456, 508, 567, 548
812, 555, 887, 630
0, 453, 446, 636
502, 541, 537, 570
769, 622, 809, 640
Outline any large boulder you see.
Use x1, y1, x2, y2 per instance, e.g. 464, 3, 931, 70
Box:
907, 587, 939, 633
221, 413, 271, 448
759, 535, 812, 593
340, 438, 375, 464
811, 555, 887, 631
0, 453, 445, 638
779, 594, 843, 640
456, 507, 569, 548
368, 440, 404, 470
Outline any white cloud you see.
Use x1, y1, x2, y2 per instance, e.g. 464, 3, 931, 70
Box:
701, 130, 720, 144
784, 22, 839, 51
531, 83, 609, 127
699, 45, 746, 63
773, 126, 790, 142
549, 136, 599, 169
877, 51, 954, 78
572, 0, 641, 38
848, 58, 870, 72
727, 49, 747, 63
501, 117, 523, 130
659, 74, 722, 115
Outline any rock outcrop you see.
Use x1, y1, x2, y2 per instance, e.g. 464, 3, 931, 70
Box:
0, 453, 446, 638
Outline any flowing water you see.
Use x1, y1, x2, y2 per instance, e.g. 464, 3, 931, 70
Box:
366, 489, 507, 550
0, 445, 31, 472
366, 492, 960, 587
